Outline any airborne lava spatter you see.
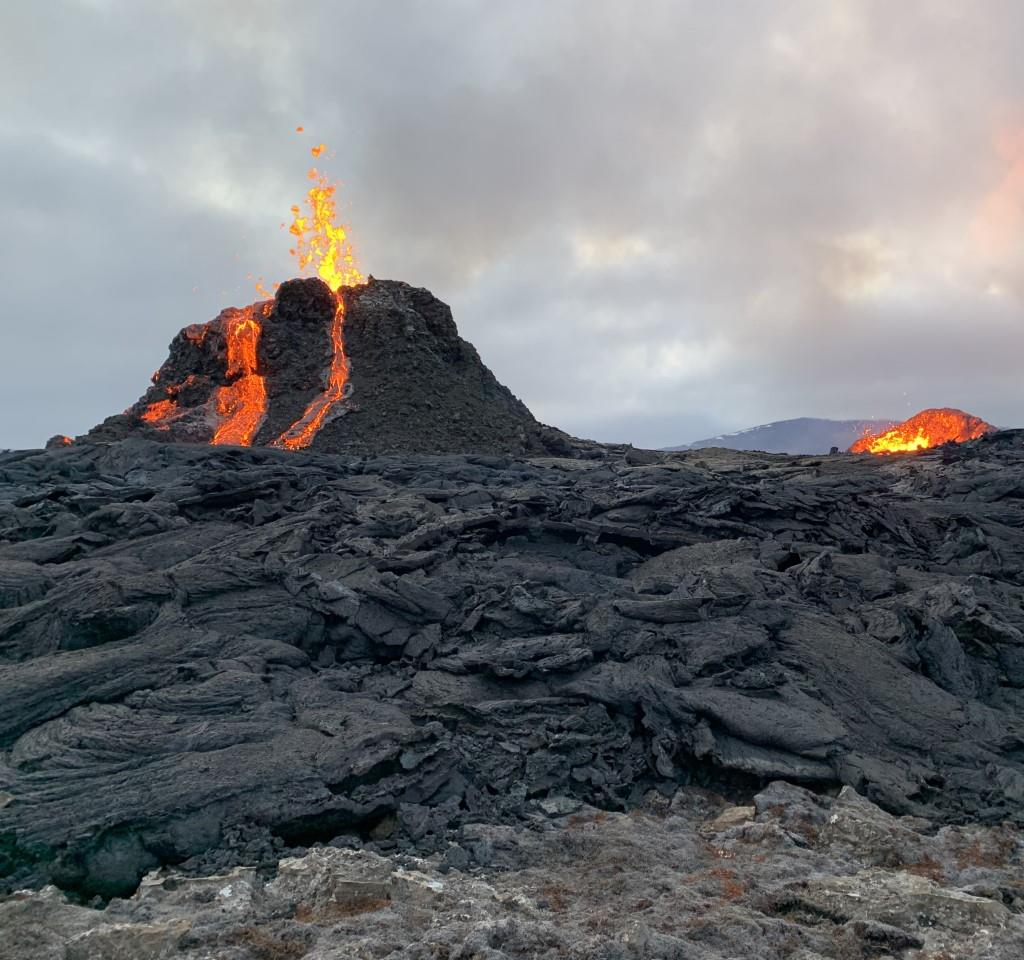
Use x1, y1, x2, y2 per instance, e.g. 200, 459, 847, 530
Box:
287, 161, 363, 293
850, 408, 996, 454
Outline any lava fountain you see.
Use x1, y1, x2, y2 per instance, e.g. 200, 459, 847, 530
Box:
850, 408, 996, 454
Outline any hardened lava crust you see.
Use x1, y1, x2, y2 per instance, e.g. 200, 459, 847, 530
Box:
1, 429, 1023, 906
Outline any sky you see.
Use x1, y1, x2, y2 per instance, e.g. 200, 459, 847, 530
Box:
1, 0, 1022, 450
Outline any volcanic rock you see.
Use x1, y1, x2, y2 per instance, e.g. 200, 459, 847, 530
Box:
2, 430, 1024, 906
86, 277, 573, 457
3, 784, 1021, 959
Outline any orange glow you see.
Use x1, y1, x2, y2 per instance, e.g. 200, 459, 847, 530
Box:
850, 408, 995, 454
311, 143, 326, 158
855, 427, 932, 454
295, 125, 304, 133
972, 127, 1024, 259
141, 399, 177, 425
211, 304, 270, 446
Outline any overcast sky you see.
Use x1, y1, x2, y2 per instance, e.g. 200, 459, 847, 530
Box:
1, 0, 1022, 449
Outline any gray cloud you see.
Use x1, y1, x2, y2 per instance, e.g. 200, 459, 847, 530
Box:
1, 0, 1022, 450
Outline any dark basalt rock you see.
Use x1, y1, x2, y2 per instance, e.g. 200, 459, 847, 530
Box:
272, 276, 338, 325
1, 432, 1024, 899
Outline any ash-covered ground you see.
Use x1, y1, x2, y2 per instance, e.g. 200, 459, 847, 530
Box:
2, 431, 1024, 957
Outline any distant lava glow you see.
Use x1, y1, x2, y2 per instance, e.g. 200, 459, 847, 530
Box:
850, 408, 996, 454
141, 139, 363, 449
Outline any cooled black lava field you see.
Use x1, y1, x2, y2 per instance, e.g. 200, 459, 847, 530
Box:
2, 429, 1024, 908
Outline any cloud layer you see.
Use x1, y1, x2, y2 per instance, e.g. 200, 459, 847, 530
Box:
2, 0, 1022, 449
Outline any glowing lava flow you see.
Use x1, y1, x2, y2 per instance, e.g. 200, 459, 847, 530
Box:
140, 399, 176, 426
850, 408, 996, 454
855, 427, 932, 454
211, 304, 270, 446
272, 150, 363, 450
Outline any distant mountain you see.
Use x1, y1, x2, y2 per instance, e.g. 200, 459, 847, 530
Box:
667, 417, 899, 455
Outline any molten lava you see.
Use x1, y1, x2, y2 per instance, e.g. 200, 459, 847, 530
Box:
211, 304, 270, 446
286, 158, 362, 293
140, 399, 176, 426
850, 408, 996, 454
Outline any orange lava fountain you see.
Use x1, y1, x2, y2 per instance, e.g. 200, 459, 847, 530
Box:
272, 150, 363, 450
850, 408, 996, 454
211, 304, 271, 446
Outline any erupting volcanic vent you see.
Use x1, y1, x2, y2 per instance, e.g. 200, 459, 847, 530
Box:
84, 141, 570, 457
136, 143, 362, 451
849, 407, 996, 454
